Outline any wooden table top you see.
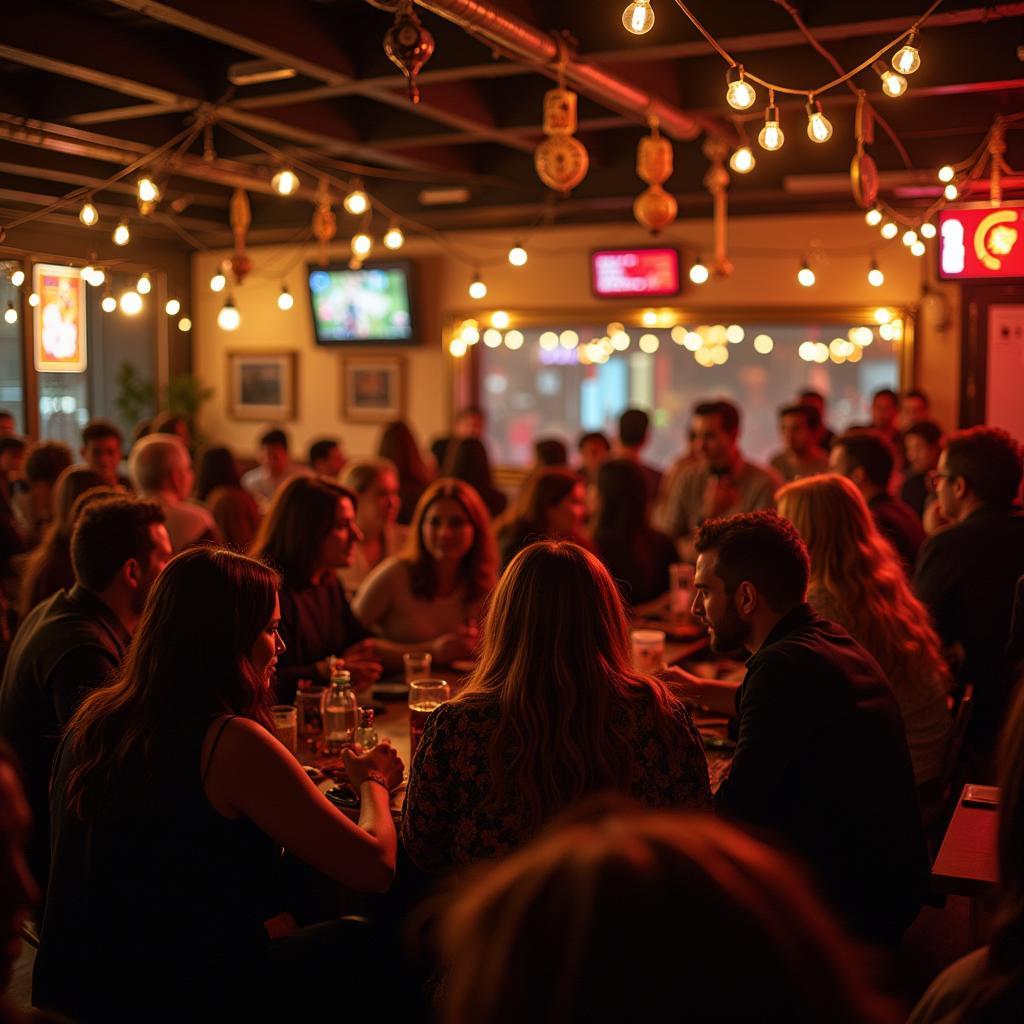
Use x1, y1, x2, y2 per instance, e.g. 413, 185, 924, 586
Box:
931, 785, 1000, 896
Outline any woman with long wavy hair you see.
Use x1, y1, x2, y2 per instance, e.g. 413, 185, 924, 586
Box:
401, 541, 710, 875
195, 445, 261, 552
776, 474, 951, 785
353, 477, 498, 668
35, 546, 402, 1021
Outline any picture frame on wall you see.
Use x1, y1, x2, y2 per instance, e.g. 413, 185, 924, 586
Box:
341, 356, 404, 423
32, 263, 88, 373
227, 352, 297, 421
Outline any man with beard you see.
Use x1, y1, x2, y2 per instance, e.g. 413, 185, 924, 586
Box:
674, 512, 926, 947
0, 496, 171, 895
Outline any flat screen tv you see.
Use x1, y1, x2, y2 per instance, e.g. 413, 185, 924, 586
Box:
307, 262, 415, 345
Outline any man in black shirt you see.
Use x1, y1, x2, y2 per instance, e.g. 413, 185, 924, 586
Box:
914, 427, 1024, 755
0, 496, 171, 890
691, 512, 927, 946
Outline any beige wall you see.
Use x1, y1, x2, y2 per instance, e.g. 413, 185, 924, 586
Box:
192, 211, 960, 461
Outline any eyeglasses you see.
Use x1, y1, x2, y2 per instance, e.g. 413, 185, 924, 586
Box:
927, 470, 956, 490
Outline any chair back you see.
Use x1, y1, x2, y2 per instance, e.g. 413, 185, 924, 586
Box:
940, 683, 975, 803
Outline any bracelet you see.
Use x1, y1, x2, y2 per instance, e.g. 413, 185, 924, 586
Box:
363, 770, 391, 792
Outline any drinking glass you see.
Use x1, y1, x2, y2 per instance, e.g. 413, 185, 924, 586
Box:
669, 563, 696, 624
295, 686, 326, 746
408, 678, 450, 763
403, 651, 432, 686
631, 629, 666, 673
270, 704, 298, 755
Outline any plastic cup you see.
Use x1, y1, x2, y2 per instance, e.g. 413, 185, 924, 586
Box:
409, 678, 449, 763
271, 704, 298, 755
631, 629, 666, 673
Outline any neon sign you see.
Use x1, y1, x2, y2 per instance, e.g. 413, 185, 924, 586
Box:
591, 247, 681, 298
938, 206, 1024, 280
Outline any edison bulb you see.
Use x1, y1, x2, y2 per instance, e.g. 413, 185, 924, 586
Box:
165, 298, 181, 316
10, 270, 24, 288
622, 0, 654, 34
217, 300, 240, 331
468, 276, 487, 300
210, 273, 226, 293
865, 208, 883, 227
28, 293, 39, 308
352, 232, 372, 257
807, 110, 833, 143
343, 188, 369, 215
797, 262, 816, 287
892, 36, 921, 75
880, 221, 899, 240
79, 201, 99, 226
508, 244, 528, 267
101, 295, 117, 313
178, 317, 192, 332
113, 220, 130, 246
689, 261, 709, 285
880, 70, 907, 97
272, 168, 299, 196
920, 222, 937, 239
758, 114, 784, 152
944, 183, 958, 201
137, 177, 160, 204
911, 241, 926, 257
726, 78, 756, 111
120, 290, 143, 316
902, 229, 918, 247
383, 225, 405, 250
938, 165, 955, 183
137, 273, 152, 295
3, 305, 16, 325
868, 263, 885, 287
729, 146, 755, 174
277, 286, 294, 311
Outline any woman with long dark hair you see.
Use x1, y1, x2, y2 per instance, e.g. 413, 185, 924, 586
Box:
401, 540, 710, 874
252, 476, 381, 701
196, 445, 261, 552
353, 478, 497, 668
442, 437, 507, 518
378, 420, 432, 525
34, 546, 403, 1020
591, 458, 677, 607
496, 467, 589, 570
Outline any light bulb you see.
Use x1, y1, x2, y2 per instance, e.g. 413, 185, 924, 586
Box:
729, 145, 755, 174
210, 272, 226, 293
797, 260, 815, 287
3, 304, 16, 325
689, 260, 709, 285
137, 176, 160, 204
343, 187, 369, 215
865, 207, 883, 227
806, 102, 833, 143
868, 261, 884, 287
352, 232, 372, 257
726, 72, 756, 111
79, 201, 99, 226
10, 270, 24, 288
468, 274, 487, 300
449, 338, 468, 357
892, 32, 921, 75
920, 222, 936, 239
137, 273, 152, 295
165, 298, 181, 316
87, 268, 105, 287
383, 224, 405, 250
753, 334, 774, 354
492, 311, 511, 329
622, 1, 654, 35
113, 220, 130, 246
178, 317, 192, 332
28, 293, 39, 307
101, 294, 117, 313
880, 221, 898, 240
944, 182, 958, 201
911, 240, 926, 257
271, 168, 299, 196
508, 243, 528, 267
120, 290, 143, 316
938, 165, 955, 183
81, 265, 94, 281
758, 106, 784, 151
217, 299, 240, 331
504, 330, 524, 351
277, 286, 294, 311
879, 68, 907, 98
902, 229, 918, 247
874, 307, 893, 324
639, 333, 659, 353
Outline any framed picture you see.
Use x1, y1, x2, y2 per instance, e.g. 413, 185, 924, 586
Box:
33, 263, 88, 373
341, 356, 404, 423
227, 352, 297, 421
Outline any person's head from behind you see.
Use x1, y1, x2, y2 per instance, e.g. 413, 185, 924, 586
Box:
309, 438, 344, 479
150, 411, 191, 449
512, 468, 585, 538
379, 420, 428, 482
871, 389, 899, 431
900, 388, 930, 429
904, 420, 943, 476
0, 436, 26, 478
80, 418, 124, 487
24, 441, 72, 496
693, 511, 809, 653
71, 496, 172, 614
0, 411, 14, 437
130, 434, 193, 500
779, 404, 821, 458
454, 405, 485, 441
692, 400, 740, 471
936, 427, 1023, 521
594, 459, 649, 538
64, 548, 282, 821
195, 446, 240, 501
0, 742, 38, 990
51, 468, 111, 543
534, 437, 568, 468
444, 437, 494, 494
253, 476, 359, 586
828, 430, 894, 498
438, 804, 896, 1024
577, 431, 611, 477
343, 459, 400, 536
618, 408, 650, 452
259, 428, 290, 476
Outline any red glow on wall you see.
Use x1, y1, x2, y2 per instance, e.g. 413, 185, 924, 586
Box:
591, 248, 681, 298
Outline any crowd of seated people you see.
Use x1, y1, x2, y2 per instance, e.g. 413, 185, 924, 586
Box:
0, 391, 1016, 1021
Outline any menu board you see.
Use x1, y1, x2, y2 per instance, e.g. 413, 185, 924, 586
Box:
939, 206, 1024, 281
591, 247, 681, 298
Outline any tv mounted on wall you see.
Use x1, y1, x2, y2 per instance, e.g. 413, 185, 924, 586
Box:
307, 262, 415, 345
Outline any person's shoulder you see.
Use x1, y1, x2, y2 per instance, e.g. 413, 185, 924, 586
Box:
240, 465, 263, 485
739, 458, 779, 485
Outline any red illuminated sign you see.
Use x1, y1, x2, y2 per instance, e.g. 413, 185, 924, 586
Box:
591, 247, 681, 298
938, 206, 1024, 281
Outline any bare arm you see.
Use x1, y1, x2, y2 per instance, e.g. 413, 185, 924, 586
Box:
659, 666, 740, 716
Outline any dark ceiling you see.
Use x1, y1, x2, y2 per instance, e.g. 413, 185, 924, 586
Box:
0, 0, 1021, 250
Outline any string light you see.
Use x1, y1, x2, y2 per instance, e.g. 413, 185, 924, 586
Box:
892, 30, 921, 75
136, 273, 152, 295
468, 273, 487, 300
902, 229, 918, 247
880, 221, 899, 240
753, 333, 774, 354
277, 285, 294, 311
689, 258, 709, 285
79, 201, 99, 226
729, 145, 755, 174
3, 303, 16, 325
484, 328, 503, 348
865, 207, 883, 227
937, 165, 955, 183
910, 240, 926, 257
210, 272, 227, 293
343, 184, 369, 216
639, 333, 660, 353
112, 219, 131, 246
867, 259, 884, 287
119, 290, 143, 316
136, 176, 160, 204
449, 337, 468, 357
920, 222, 937, 239
383, 223, 405, 250
217, 297, 241, 331
271, 168, 300, 196
165, 298, 181, 316
725, 67, 756, 111
178, 317, 192, 332
9, 270, 24, 288
758, 101, 784, 152
622, 0, 655, 35
805, 99, 833, 143
944, 182, 958, 201
101, 290, 116, 313
352, 232, 373, 258
508, 243, 528, 267
874, 60, 907, 98
797, 259, 815, 287
492, 311, 511, 329
505, 330, 524, 350
28, 293, 39, 307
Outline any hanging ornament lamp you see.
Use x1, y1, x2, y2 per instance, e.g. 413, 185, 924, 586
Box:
633, 118, 677, 234
384, 0, 435, 104
312, 179, 337, 267
229, 188, 253, 285
534, 84, 589, 194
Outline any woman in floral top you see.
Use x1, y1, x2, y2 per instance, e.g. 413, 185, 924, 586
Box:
401, 540, 710, 873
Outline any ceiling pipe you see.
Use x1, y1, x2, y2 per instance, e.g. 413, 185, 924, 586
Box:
410, 0, 730, 142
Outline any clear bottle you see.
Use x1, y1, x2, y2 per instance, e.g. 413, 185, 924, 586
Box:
354, 708, 378, 751
322, 663, 358, 750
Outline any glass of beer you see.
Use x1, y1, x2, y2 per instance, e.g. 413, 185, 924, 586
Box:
403, 651, 432, 686
408, 678, 450, 763
270, 704, 298, 756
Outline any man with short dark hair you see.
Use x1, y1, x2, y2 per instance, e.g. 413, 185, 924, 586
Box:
308, 438, 345, 480
662, 400, 777, 559
915, 427, 1024, 752
686, 511, 926, 945
830, 430, 923, 574
534, 438, 568, 468
901, 388, 931, 430
797, 389, 836, 450
616, 408, 662, 505
241, 428, 307, 507
0, 496, 172, 889
868, 388, 903, 466
81, 418, 131, 491
13, 441, 73, 548
770, 404, 829, 482
901, 419, 944, 520
576, 431, 610, 484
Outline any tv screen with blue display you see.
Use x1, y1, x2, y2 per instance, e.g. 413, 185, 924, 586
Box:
307, 262, 414, 345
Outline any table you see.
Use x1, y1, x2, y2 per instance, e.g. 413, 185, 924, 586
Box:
931, 785, 1000, 896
